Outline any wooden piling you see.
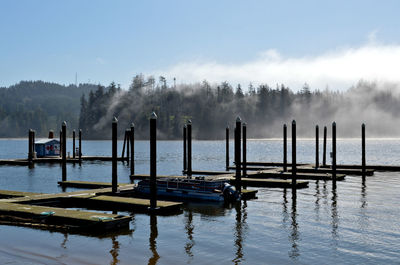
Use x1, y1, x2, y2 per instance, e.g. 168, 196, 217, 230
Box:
187, 120, 192, 178
283, 124, 287, 172
315, 125, 319, 168
59, 130, 62, 157
121, 130, 126, 160
112, 117, 118, 193
79, 129, 82, 165
362, 123, 366, 179
130, 123, 135, 176
150, 112, 157, 209
323, 126, 327, 166
72, 130, 76, 159
126, 129, 130, 163
242, 123, 247, 190
291, 120, 296, 188
28, 129, 33, 163
332, 122, 337, 188
48, 130, 54, 139
235, 117, 242, 193
62, 122, 67, 182
226, 126, 229, 171
183, 125, 187, 172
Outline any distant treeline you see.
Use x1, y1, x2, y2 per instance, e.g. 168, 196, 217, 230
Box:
2, 78, 400, 139
78, 75, 400, 139
0, 81, 96, 137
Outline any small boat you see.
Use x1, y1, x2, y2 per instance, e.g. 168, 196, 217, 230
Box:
136, 177, 240, 202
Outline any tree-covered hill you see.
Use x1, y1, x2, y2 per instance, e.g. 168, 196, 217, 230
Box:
0, 81, 97, 137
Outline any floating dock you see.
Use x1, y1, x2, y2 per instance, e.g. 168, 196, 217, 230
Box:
246, 170, 346, 181
229, 177, 309, 189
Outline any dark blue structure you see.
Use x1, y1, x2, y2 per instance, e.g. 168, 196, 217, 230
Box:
35, 139, 60, 157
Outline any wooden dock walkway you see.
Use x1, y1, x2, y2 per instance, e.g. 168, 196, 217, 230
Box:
0, 201, 131, 232
246, 170, 346, 181
229, 177, 309, 189
0, 156, 129, 166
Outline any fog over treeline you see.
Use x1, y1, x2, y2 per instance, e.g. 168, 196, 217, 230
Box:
79, 75, 400, 139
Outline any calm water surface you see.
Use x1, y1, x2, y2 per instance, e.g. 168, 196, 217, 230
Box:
0, 139, 399, 264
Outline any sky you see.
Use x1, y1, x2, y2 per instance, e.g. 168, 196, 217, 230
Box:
1, 0, 400, 91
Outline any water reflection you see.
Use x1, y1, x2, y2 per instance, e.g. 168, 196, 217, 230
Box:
110, 236, 120, 265
232, 201, 248, 264
185, 210, 194, 259
148, 215, 159, 265
289, 189, 299, 259
61, 232, 68, 249
361, 179, 367, 209
314, 180, 321, 221
282, 189, 289, 227
331, 189, 338, 241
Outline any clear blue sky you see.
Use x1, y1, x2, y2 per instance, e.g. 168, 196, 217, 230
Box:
1, 0, 400, 90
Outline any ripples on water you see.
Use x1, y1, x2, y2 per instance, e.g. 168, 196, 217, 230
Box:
0, 139, 399, 264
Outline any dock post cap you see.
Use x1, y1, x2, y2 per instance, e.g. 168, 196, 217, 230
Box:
150, 112, 157, 119
316, 124, 319, 128
243, 122, 247, 126
283, 123, 287, 127
131, 123, 135, 128
187, 119, 192, 124
362, 123, 366, 127
112, 116, 118, 123
62, 121, 67, 126
236, 116, 242, 122
292, 120, 296, 124
332, 121, 336, 126
184, 124, 187, 128
226, 124, 229, 129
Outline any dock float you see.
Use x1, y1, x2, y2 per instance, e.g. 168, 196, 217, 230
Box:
0, 201, 131, 232
183, 170, 233, 175
292, 166, 374, 176
0, 190, 41, 199
320, 164, 400, 172
246, 170, 346, 181
229, 178, 309, 189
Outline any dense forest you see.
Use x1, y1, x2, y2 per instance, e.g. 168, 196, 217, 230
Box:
0, 81, 96, 137
2, 78, 400, 139
79, 75, 400, 139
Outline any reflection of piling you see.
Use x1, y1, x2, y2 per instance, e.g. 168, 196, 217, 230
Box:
78, 129, 82, 165
187, 120, 192, 178
150, 112, 158, 209
226, 126, 230, 171
183, 125, 187, 172
291, 120, 296, 188
130, 123, 135, 176
315, 125, 319, 168
112, 117, 118, 193
235, 117, 242, 193
332, 122, 337, 188
242, 123, 247, 190
323, 126, 327, 166
72, 130, 76, 159
283, 124, 287, 172
362, 123, 366, 180
62, 122, 67, 182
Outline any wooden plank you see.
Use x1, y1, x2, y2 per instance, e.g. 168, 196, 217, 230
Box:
321, 164, 400, 172
245, 162, 308, 167
293, 166, 374, 176
184, 170, 233, 175
0, 202, 131, 231
58, 180, 115, 189
0, 190, 41, 198
246, 170, 346, 181
241, 189, 258, 200
230, 178, 309, 189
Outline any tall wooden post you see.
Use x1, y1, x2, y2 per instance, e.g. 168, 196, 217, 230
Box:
187, 120, 192, 178
235, 117, 242, 193
242, 123, 247, 190
130, 123, 135, 176
323, 126, 327, 166
226, 126, 230, 171
183, 125, 187, 172
291, 120, 296, 188
112, 117, 118, 193
121, 131, 126, 160
150, 112, 157, 210
28, 129, 33, 164
126, 129, 130, 163
62, 122, 67, 182
59, 130, 62, 157
79, 129, 82, 165
283, 124, 287, 172
32, 130, 35, 159
332, 122, 337, 188
362, 123, 366, 180
72, 130, 76, 159
315, 125, 319, 169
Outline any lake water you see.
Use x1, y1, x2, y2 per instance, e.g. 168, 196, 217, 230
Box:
0, 139, 399, 264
